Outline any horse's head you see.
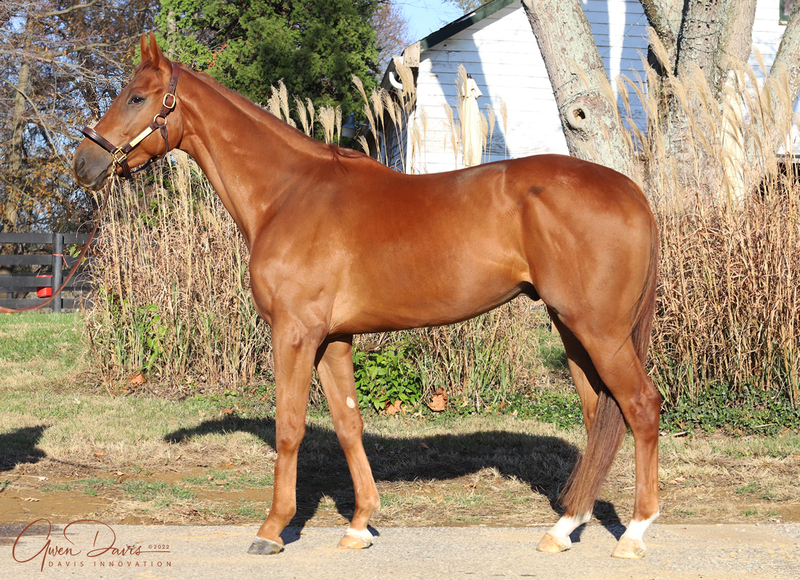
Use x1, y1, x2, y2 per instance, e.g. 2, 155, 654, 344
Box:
74, 33, 184, 190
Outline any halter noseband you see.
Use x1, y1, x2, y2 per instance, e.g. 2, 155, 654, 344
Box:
82, 62, 180, 179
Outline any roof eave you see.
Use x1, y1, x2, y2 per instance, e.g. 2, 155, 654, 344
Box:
418, 0, 517, 52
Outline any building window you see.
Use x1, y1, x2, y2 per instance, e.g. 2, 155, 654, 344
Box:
781, 0, 794, 24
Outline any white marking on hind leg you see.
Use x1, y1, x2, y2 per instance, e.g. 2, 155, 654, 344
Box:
344, 527, 373, 543
537, 512, 591, 552
550, 511, 592, 539
338, 526, 373, 549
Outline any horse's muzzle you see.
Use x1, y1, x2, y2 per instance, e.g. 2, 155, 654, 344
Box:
73, 142, 113, 190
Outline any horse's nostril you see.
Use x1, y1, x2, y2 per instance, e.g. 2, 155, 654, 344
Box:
75, 156, 85, 173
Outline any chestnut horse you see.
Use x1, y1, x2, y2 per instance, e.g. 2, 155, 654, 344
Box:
74, 34, 660, 559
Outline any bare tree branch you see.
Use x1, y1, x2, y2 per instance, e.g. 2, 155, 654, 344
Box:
0, 0, 157, 233
36, 0, 102, 19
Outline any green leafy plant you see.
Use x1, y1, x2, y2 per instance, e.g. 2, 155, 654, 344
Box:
660, 383, 800, 435
353, 343, 421, 412
138, 304, 167, 372
98, 299, 166, 373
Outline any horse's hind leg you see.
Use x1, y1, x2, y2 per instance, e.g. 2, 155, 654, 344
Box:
316, 336, 380, 549
536, 316, 618, 554
592, 341, 661, 558
572, 332, 661, 558
537, 317, 660, 558
549, 312, 601, 430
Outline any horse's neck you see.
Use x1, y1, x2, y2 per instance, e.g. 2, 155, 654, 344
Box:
177, 68, 322, 246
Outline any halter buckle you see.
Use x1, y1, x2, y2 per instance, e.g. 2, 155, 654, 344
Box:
163, 93, 177, 110
111, 148, 128, 167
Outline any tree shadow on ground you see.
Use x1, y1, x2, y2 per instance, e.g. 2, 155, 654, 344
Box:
0, 425, 47, 472
164, 416, 624, 544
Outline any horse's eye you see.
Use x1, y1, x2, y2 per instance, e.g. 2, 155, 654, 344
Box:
128, 95, 145, 105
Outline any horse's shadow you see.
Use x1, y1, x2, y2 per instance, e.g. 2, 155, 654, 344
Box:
164, 416, 624, 544
0, 425, 47, 474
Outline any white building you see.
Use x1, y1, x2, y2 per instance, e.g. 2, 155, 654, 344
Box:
380, 0, 796, 174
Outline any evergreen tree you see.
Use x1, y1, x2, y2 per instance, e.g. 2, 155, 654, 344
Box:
156, 0, 381, 115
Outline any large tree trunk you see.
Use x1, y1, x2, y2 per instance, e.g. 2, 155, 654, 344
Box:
521, 0, 637, 180
524, 0, 800, 199
642, 0, 756, 83
653, 0, 757, 197
759, 6, 800, 162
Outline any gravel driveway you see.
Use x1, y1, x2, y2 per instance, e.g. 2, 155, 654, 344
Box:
4, 523, 799, 579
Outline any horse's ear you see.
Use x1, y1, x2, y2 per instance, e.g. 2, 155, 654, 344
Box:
140, 33, 149, 64
149, 31, 162, 65
140, 32, 168, 69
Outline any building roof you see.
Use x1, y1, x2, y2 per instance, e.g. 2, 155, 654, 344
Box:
417, 0, 517, 52
380, 0, 518, 90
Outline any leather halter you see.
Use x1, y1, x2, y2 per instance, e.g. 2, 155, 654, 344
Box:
82, 62, 180, 179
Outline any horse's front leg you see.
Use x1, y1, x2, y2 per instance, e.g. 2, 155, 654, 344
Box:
316, 336, 380, 549
248, 323, 320, 555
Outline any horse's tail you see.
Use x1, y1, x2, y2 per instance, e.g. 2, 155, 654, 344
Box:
631, 213, 659, 364
559, 211, 659, 518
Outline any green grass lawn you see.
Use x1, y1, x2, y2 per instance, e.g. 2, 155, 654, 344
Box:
0, 312, 87, 391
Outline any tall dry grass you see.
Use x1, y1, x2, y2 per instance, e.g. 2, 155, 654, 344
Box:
626, 56, 800, 408
84, 153, 272, 388
652, 186, 800, 406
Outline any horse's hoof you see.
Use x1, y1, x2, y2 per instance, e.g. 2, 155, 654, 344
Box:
247, 537, 283, 555
338, 527, 373, 550
536, 532, 571, 553
611, 536, 646, 559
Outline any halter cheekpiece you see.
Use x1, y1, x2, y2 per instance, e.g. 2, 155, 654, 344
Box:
82, 61, 180, 179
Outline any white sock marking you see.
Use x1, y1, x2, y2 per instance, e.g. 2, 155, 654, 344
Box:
344, 527, 373, 543
547, 512, 592, 541
621, 512, 660, 542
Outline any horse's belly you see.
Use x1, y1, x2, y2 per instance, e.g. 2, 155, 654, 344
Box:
330, 265, 526, 334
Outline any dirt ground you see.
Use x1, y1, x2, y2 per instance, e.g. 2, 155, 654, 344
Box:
2, 428, 799, 530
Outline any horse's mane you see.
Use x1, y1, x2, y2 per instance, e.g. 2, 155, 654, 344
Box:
196, 68, 376, 165
138, 58, 377, 166
188, 67, 320, 139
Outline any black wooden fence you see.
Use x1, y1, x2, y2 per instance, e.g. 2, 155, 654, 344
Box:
0, 232, 93, 313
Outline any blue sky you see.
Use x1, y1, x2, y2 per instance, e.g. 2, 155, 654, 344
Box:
396, 0, 467, 43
